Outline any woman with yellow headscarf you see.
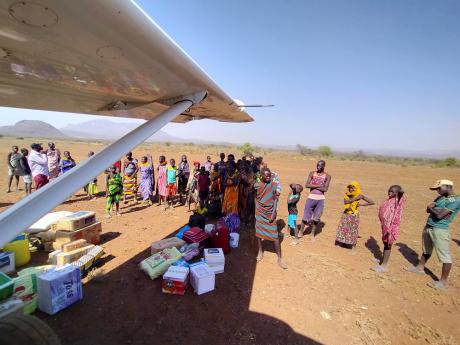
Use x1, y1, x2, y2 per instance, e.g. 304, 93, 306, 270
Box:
336, 181, 375, 248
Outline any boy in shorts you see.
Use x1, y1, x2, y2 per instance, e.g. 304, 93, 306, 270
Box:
288, 184, 303, 245
166, 159, 178, 208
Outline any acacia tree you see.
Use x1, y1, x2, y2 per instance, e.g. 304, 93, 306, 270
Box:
238, 142, 255, 156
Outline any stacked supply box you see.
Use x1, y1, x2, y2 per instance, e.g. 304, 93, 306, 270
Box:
70, 246, 104, 272
190, 262, 215, 295
51, 211, 96, 231
37, 265, 82, 315
203, 248, 225, 274
162, 266, 189, 295
54, 222, 102, 250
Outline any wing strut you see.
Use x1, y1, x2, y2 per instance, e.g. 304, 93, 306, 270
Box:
0, 92, 206, 246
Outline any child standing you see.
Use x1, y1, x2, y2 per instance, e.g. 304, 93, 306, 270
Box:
166, 158, 178, 209
197, 166, 210, 205
335, 181, 374, 250
106, 165, 123, 217
85, 151, 98, 200
288, 184, 303, 245
19, 148, 32, 195
373, 185, 406, 272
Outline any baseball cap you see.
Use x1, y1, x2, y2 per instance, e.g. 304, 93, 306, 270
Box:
430, 179, 454, 190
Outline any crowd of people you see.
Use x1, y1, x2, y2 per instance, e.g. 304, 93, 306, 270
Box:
6, 143, 77, 195
5, 144, 460, 288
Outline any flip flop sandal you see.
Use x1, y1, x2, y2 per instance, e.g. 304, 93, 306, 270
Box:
427, 281, 447, 290
405, 266, 425, 275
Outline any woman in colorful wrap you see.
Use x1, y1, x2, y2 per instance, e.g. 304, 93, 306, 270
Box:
46, 142, 60, 179
60, 151, 76, 174
335, 181, 374, 250
139, 155, 154, 205
122, 152, 139, 204
373, 185, 406, 272
222, 161, 240, 214
156, 155, 168, 207
254, 167, 287, 269
106, 165, 123, 217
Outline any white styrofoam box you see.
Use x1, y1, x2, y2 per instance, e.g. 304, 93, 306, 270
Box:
190, 263, 215, 295
37, 264, 82, 315
203, 248, 225, 264
163, 266, 189, 283
0, 252, 15, 274
206, 263, 225, 274
27, 211, 73, 233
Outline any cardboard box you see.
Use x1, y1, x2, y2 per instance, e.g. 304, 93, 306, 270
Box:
62, 239, 88, 253
70, 245, 104, 272
56, 245, 95, 266
151, 237, 186, 254
52, 211, 96, 232
190, 263, 215, 295
48, 250, 61, 265
162, 266, 189, 295
54, 222, 102, 250
0, 252, 15, 274
37, 265, 82, 315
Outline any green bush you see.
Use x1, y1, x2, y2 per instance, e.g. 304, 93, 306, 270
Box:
443, 157, 458, 167
318, 145, 332, 157
238, 142, 255, 156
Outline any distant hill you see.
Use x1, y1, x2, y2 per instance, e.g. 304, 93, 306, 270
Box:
0, 120, 67, 138
60, 120, 183, 142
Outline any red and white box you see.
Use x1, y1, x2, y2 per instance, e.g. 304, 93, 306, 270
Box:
162, 266, 189, 295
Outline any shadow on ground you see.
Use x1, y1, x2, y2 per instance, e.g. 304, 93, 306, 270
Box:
365, 236, 382, 261
396, 242, 438, 281
38, 223, 323, 345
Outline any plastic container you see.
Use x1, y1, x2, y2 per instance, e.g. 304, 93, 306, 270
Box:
0, 272, 14, 301
4, 236, 30, 267
0, 252, 15, 274
229, 233, 240, 248
0, 298, 24, 318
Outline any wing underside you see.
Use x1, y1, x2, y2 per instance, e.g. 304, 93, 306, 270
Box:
0, 0, 252, 123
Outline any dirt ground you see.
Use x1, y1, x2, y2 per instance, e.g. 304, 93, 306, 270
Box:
1, 137, 459, 345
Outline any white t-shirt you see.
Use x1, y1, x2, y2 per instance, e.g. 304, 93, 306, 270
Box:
28, 150, 49, 177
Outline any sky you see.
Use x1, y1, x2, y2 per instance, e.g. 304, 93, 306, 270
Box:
1, 0, 459, 152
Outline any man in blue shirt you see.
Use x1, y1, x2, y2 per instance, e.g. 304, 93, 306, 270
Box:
407, 180, 460, 290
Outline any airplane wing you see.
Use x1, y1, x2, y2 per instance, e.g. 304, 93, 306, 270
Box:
0, 0, 253, 123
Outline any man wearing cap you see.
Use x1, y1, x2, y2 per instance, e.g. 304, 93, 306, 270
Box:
28, 143, 49, 190
407, 180, 460, 290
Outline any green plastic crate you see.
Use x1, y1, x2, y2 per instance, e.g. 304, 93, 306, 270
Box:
0, 272, 14, 301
